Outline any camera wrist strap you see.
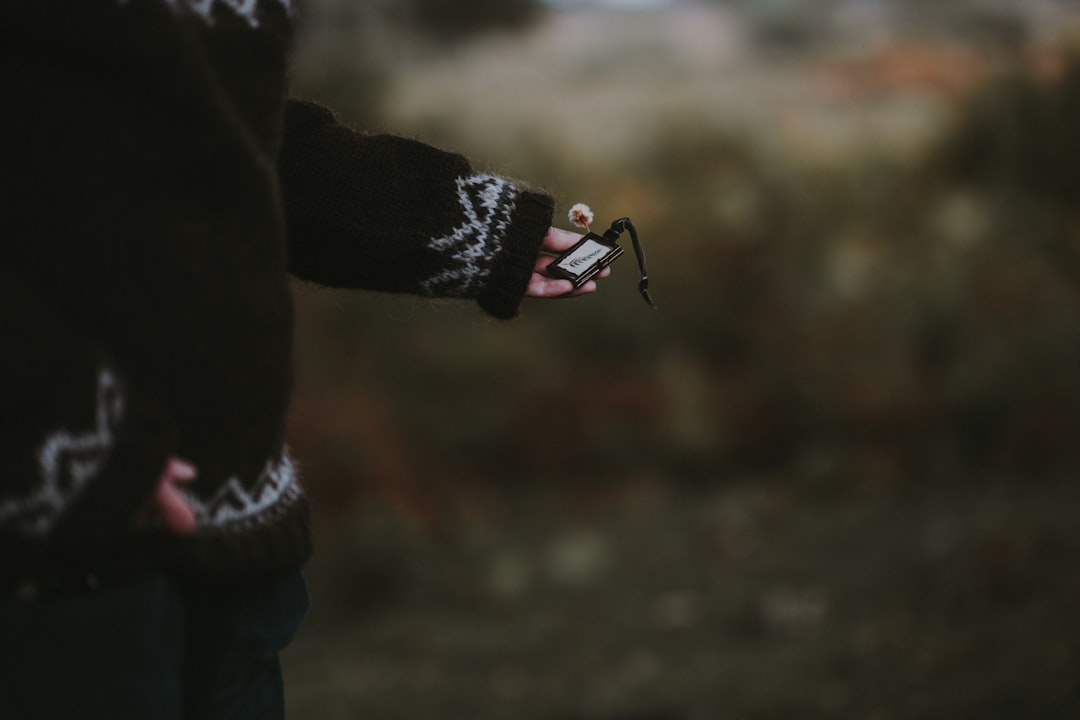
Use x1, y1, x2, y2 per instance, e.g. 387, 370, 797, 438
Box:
605, 217, 656, 308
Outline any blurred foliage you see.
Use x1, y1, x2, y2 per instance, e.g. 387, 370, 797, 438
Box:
706, 0, 1036, 58
289, 48, 1080, 513
289, 0, 546, 125
282, 5, 1080, 717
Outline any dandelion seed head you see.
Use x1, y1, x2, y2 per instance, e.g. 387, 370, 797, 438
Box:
569, 203, 594, 230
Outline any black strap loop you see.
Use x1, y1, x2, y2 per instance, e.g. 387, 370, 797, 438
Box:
606, 217, 656, 308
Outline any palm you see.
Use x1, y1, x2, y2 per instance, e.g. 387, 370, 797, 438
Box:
526, 227, 611, 298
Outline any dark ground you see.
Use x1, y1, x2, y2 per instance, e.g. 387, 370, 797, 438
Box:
282, 473, 1080, 719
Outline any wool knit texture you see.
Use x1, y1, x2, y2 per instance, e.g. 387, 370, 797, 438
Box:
0, 0, 554, 587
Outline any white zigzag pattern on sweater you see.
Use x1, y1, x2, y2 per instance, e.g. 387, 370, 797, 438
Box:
119, 0, 293, 28
0, 369, 122, 538
0, 363, 299, 535
181, 452, 301, 529
420, 174, 518, 297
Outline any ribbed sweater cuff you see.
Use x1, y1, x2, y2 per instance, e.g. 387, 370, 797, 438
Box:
478, 190, 554, 319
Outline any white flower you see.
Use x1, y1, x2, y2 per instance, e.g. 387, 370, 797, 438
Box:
568, 203, 594, 230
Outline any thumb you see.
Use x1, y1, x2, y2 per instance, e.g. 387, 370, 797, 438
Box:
155, 479, 198, 534
165, 458, 197, 482
155, 459, 199, 534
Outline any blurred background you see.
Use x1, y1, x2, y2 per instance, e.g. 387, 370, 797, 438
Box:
281, 1, 1080, 717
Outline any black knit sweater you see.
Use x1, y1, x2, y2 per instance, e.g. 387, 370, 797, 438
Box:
0, 0, 554, 587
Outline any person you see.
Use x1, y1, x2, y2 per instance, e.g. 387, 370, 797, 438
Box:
0, 0, 607, 717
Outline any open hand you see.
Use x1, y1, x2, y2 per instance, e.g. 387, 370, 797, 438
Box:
526, 227, 612, 298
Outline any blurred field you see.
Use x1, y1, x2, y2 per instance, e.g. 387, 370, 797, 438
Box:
384, 4, 947, 162
282, 2, 1080, 718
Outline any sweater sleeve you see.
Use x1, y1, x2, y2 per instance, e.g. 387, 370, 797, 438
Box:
278, 100, 555, 319
0, 271, 173, 558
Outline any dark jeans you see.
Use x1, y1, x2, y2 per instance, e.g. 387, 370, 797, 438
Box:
0, 571, 309, 720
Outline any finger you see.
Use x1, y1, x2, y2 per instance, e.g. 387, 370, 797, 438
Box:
526, 273, 603, 298
526, 273, 576, 298
164, 458, 197, 483
540, 227, 584, 253
570, 280, 598, 295
155, 481, 198, 534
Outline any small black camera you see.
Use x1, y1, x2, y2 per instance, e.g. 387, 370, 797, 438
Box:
547, 233, 624, 288
547, 216, 655, 308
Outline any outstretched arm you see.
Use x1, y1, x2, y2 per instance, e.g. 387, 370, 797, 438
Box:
278, 101, 560, 318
